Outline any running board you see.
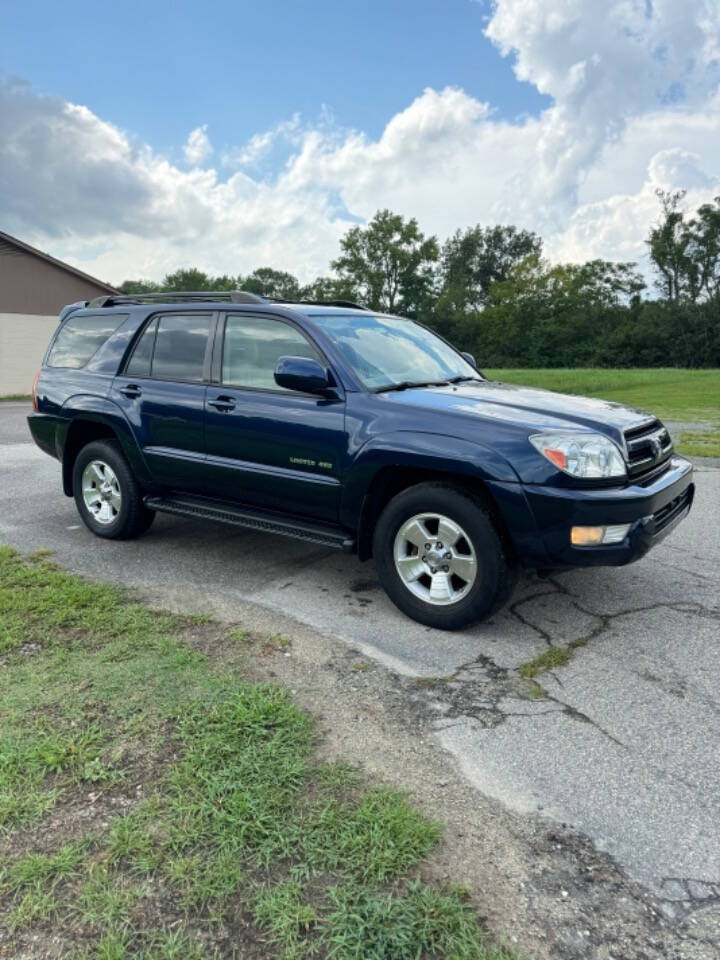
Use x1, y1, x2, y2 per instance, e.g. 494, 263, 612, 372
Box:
144, 494, 355, 553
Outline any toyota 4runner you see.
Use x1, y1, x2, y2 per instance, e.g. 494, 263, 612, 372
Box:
28, 291, 694, 630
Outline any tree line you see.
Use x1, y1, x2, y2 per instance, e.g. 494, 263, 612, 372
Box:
120, 192, 720, 368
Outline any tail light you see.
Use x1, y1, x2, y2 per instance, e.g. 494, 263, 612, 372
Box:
32, 370, 41, 411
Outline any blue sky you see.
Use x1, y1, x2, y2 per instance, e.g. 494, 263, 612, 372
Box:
0, 1, 718, 284
0, 0, 548, 159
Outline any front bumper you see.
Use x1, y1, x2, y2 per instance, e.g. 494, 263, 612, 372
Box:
520, 456, 694, 568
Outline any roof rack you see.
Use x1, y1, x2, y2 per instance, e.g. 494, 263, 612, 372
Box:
88, 290, 266, 307
87, 290, 370, 311
293, 299, 370, 311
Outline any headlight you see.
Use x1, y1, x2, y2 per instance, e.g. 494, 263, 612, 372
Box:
529, 432, 626, 479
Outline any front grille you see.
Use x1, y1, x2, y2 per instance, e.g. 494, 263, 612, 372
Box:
653, 486, 692, 532
623, 419, 673, 479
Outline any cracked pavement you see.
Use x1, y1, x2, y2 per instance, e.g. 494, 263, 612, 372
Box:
2, 403, 719, 932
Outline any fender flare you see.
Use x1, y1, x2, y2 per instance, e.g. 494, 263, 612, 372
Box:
340, 429, 520, 536
59, 395, 152, 495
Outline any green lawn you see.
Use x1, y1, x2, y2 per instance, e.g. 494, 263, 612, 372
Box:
0, 547, 518, 960
484, 368, 720, 457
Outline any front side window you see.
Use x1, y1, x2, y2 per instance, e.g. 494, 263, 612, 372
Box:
222, 316, 322, 390
150, 314, 212, 382
47, 314, 126, 369
308, 313, 480, 390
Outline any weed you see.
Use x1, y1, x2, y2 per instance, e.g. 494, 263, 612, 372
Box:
519, 646, 571, 678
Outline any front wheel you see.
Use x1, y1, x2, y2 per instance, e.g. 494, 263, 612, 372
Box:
73, 439, 155, 540
373, 483, 515, 630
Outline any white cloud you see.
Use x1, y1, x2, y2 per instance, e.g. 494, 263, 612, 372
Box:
183, 124, 213, 167
0, 1, 718, 286
221, 113, 302, 168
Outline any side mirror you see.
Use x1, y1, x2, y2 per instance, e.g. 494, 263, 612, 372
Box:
274, 356, 332, 395
461, 351, 477, 368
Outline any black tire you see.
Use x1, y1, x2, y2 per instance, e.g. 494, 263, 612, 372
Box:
372, 482, 515, 630
72, 439, 155, 540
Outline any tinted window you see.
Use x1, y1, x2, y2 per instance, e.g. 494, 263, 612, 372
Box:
222, 316, 322, 390
151, 314, 211, 382
47, 314, 126, 369
125, 318, 157, 377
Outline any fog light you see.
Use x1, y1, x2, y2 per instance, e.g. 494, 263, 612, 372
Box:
571, 526, 605, 546
571, 524, 631, 546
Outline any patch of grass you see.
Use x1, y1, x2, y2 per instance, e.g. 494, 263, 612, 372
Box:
485, 368, 720, 458
521, 679, 548, 700
0, 393, 32, 402
323, 881, 517, 960
73, 866, 140, 928
1, 839, 90, 894
228, 626, 251, 645
0, 547, 520, 959
292, 788, 440, 882
351, 660, 372, 672
0, 723, 110, 830
6, 888, 58, 930
519, 646, 572, 679
254, 879, 317, 958
265, 632, 292, 650
484, 368, 719, 422
678, 427, 720, 457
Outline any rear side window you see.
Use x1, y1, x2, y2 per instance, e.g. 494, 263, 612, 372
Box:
222, 316, 322, 390
47, 314, 126, 369
125, 318, 158, 378
150, 314, 212, 382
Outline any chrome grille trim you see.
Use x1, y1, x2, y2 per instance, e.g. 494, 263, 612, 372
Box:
623, 420, 673, 478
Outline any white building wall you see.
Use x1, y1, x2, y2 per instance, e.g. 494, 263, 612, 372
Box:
0, 313, 58, 395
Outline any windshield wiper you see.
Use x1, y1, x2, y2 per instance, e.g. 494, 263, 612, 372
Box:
374, 379, 450, 393
447, 375, 483, 384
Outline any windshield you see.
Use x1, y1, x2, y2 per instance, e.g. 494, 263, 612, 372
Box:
308, 313, 481, 390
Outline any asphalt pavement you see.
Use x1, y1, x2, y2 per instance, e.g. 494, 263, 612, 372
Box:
2, 402, 719, 914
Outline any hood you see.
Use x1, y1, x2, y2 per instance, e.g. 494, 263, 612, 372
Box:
380, 379, 655, 440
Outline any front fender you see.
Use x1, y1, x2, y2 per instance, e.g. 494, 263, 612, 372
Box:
340, 430, 520, 528
59, 395, 152, 494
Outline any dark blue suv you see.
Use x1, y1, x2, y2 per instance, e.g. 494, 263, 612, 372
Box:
28, 291, 694, 629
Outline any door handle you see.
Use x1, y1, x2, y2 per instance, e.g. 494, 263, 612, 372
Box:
120, 384, 142, 398
207, 395, 236, 412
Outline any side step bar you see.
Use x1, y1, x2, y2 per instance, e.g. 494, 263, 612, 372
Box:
144, 494, 356, 553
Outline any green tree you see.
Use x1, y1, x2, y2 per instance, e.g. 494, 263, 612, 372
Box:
685, 196, 720, 302
439, 224, 542, 310
647, 190, 695, 302
117, 279, 161, 294
299, 275, 359, 303
332, 209, 439, 316
240, 267, 300, 300
161, 268, 215, 291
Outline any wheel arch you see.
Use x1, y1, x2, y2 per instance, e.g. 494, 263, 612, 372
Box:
342, 432, 520, 562
60, 402, 151, 497
355, 466, 516, 562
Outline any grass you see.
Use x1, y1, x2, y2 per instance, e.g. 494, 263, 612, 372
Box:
484, 369, 720, 457
0, 546, 519, 959
518, 635, 595, 680
0, 393, 32, 402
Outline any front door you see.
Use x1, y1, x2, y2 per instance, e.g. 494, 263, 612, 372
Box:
111, 312, 214, 490
203, 313, 346, 521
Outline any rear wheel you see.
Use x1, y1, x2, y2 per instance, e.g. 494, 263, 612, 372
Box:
373, 482, 514, 630
73, 440, 155, 540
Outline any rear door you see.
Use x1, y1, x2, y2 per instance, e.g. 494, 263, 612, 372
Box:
111, 311, 215, 490
203, 312, 346, 521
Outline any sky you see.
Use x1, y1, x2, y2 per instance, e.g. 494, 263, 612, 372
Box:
1, 0, 719, 286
